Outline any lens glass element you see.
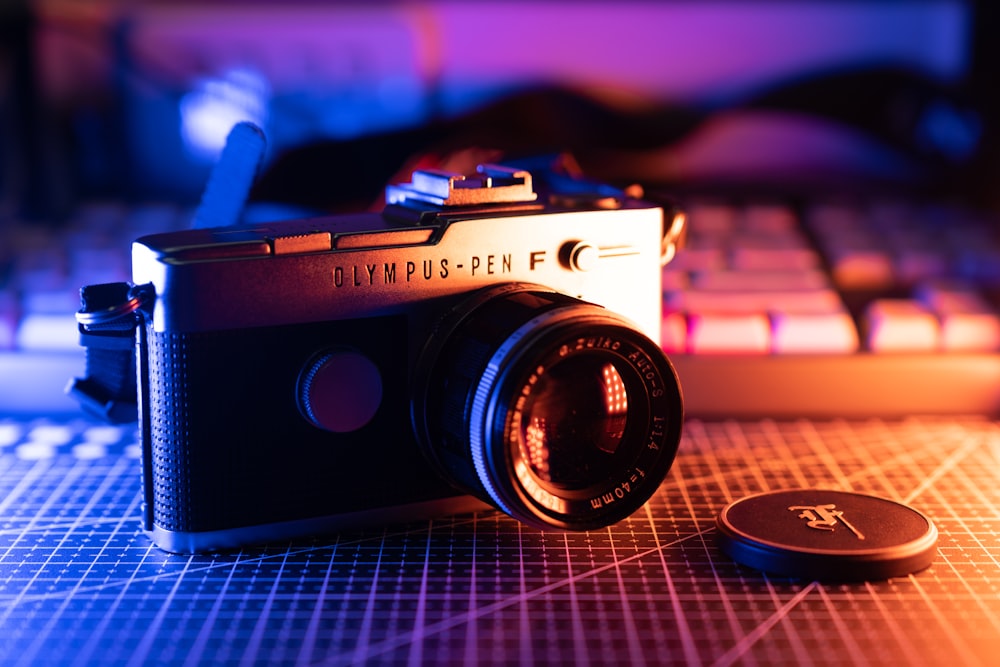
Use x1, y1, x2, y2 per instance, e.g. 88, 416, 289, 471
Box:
517, 355, 629, 490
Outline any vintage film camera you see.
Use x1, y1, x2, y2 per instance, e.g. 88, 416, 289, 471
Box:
73, 160, 685, 553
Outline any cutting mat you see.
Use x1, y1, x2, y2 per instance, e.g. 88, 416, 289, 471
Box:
0, 416, 998, 666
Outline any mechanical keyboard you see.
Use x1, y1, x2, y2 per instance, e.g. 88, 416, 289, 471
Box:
663, 197, 1000, 417
2, 195, 999, 418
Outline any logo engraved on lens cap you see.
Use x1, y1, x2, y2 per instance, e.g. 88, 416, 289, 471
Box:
787, 503, 865, 540
716, 489, 937, 581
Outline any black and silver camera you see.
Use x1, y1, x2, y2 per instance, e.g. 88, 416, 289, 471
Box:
73, 162, 685, 553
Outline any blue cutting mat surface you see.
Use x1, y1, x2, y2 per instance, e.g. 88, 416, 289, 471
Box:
0, 416, 998, 666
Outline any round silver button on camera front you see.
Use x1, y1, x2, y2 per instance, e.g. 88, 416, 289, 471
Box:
298, 351, 383, 433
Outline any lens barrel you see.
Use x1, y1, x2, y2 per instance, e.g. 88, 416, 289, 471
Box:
414, 284, 683, 531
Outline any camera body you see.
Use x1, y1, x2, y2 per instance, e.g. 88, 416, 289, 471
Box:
122, 165, 684, 553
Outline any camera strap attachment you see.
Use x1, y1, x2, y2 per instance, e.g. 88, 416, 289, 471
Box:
66, 282, 153, 424
66, 123, 262, 424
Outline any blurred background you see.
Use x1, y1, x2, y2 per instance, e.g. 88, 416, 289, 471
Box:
3, 0, 995, 214
4, 7, 1000, 665
2, 0, 999, 414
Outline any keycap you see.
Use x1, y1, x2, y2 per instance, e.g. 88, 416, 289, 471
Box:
805, 204, 896, 289
827, 247, 895, 290
915, 282, 1000, 351
665, 288, 845, 314
770, 310, 860, 353
685, 202, 737, 233
729, 246, 820, 271
686, 312, 770, 354
741, 204, 797, 233
864, 299, 939, 352
893, 246, 950, 284
688, 269, 829, 292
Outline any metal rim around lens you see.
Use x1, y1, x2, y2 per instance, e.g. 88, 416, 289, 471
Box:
468, 307, 683, 530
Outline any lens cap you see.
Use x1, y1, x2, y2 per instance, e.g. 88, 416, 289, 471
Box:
716, 489, 937, 581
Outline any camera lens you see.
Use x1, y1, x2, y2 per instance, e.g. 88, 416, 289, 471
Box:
516, 355, 629, 490
414, 283, 683, 531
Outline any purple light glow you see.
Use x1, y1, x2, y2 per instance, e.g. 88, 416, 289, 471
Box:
432, 1, 968, 109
